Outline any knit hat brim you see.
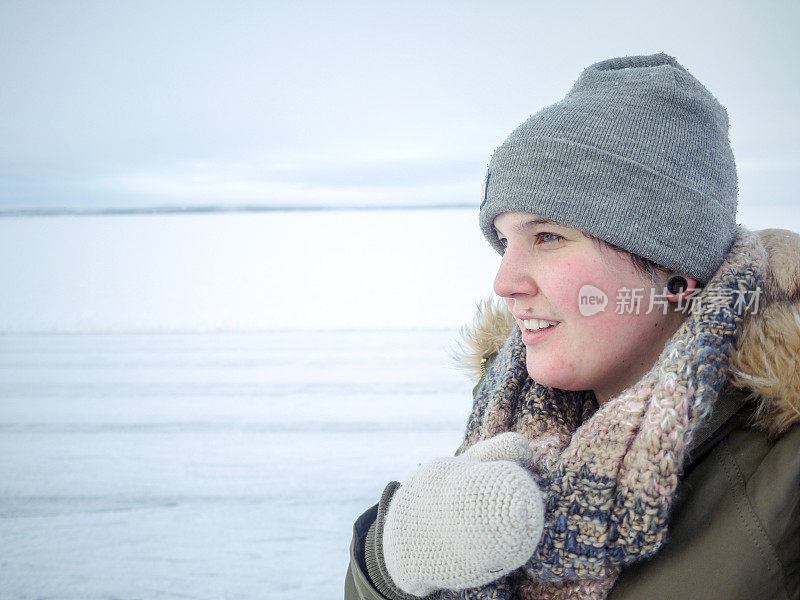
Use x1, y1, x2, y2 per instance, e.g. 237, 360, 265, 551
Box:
479, 137, 737, 283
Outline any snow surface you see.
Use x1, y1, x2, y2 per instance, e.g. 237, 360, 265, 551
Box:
0, 329, 472, 599
0, 209, 501, 333
1, 204, 797, 333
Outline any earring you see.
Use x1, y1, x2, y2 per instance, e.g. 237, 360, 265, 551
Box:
667, 275, 688, 294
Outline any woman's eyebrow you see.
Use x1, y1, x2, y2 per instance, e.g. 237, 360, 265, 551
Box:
521, 217, 559, 229
494, 217, 560, 238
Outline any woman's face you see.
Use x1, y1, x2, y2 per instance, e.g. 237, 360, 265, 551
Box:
492, 212, 684, 404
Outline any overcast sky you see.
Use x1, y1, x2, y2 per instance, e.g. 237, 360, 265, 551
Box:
1, 0, 799, 212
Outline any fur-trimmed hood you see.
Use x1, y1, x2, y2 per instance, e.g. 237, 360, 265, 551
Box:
457, 228, 800, 437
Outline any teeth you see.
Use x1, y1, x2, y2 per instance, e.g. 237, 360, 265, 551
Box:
524, 319, 559, 331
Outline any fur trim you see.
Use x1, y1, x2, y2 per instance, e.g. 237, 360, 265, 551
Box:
454, 297, 515, 381
730, 300, 800, 436
758, 228, 800, 303
457, 228, 800, 435
725, 228, 800, 435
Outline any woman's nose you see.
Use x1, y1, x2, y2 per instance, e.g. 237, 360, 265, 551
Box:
493, 245, 538, 299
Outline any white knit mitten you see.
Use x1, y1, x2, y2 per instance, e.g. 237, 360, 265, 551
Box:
382, 432, 545, 597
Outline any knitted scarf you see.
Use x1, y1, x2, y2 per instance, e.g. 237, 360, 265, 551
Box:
444, 229, 768, 600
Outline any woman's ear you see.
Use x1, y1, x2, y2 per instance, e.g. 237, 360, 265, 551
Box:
665, 274, 699, 303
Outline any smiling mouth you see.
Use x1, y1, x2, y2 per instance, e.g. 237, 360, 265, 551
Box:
523, 318, 560, 331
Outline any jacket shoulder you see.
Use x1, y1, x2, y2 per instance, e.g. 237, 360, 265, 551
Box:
610, 420, 800, 600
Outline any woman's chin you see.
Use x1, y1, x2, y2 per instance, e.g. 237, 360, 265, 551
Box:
526, 369, 561, 389
525, 361, 585, 391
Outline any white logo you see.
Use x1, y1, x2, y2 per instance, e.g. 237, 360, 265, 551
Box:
578, 284, 608, 316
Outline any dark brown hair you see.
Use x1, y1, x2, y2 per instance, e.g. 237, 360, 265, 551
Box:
581, 232, 669, 284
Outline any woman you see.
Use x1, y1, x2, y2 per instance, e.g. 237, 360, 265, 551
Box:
345, 53, 800, 600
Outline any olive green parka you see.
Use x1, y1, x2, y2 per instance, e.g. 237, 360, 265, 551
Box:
345, 229, 800, 600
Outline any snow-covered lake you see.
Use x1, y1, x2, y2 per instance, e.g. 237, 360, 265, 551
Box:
0, 329, 473, 599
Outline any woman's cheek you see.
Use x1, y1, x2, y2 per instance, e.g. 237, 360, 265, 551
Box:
560, 265, 605, 315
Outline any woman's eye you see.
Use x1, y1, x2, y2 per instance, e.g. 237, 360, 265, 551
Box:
536, 231, 563, 244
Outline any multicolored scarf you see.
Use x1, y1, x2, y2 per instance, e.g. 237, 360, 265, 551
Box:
444, 229, 768, 600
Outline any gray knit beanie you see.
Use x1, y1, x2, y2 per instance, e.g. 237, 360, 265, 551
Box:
478, 52, 738, 283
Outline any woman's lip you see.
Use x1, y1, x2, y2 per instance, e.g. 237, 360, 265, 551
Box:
520, 321, 559, 345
